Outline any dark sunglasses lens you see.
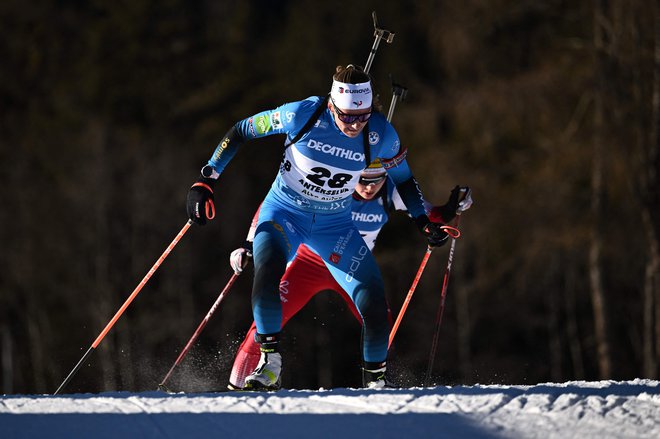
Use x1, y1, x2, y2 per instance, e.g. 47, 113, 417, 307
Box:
337, 110, 371, 124
359, 176, 386, 185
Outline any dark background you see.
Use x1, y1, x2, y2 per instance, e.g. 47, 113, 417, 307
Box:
1, 0, 659, 394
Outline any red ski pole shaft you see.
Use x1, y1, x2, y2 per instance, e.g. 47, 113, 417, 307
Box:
54, 220, 193, 395
158, 272, 239, 390
388, 247, 433, 348
424, 218, 461, 386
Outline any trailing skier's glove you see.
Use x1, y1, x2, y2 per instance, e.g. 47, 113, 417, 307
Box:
230, 242, 253, 275
429, 186, 473, 224
415, 215, 449, 248
186, 176, 216, 225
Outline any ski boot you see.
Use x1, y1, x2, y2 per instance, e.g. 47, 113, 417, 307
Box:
243, 333, 282, 391
243, 351, 282, 391
362, 361, 391, 389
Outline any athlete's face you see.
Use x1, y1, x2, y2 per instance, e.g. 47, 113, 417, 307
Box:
355, 173, 387, 200
329, 103, 371, 138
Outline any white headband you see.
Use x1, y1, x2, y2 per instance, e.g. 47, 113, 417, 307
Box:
330, 80, 372, 110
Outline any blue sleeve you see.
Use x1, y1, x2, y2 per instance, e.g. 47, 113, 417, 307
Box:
376, 122, 427, 219
206, 97, 323, 175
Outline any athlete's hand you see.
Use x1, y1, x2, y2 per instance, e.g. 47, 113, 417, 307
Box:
428, 186, 473, 223
186, 177, 216, 225
415, 215, 449, 248
230, 243, 253, 274
453, 186, 473, 214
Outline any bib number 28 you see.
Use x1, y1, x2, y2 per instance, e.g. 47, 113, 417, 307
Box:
306, 167, 352, 188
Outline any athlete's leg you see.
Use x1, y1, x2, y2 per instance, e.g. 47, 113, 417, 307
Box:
309, 214, 389, 366
230, 245, 355, 388
243, 202, 306, 389
251, 205, 302, 336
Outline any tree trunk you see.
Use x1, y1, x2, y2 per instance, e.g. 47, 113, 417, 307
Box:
455, 284, 472, 382
88, 119, 117, 391
590, 0, 612, 379
651, 7, 660, 377
642, 209, 659, 378
564, 260, 585, 379
1, 324, 13, 394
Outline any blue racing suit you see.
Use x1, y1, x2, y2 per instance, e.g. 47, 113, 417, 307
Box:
205, 96, 427, 363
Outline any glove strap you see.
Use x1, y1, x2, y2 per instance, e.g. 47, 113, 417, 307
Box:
205, 199, 216, 219
441, 225, 461, 239
191, 181, 214, 193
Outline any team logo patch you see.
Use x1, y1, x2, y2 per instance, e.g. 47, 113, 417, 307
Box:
330, 252, 341, 264
368, 131, 380, 145
271, 111, 283, 130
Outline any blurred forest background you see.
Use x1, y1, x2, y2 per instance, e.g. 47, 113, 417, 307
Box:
1, 0, 659, 394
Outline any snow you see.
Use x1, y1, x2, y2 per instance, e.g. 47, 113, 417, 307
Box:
2, 380, 659, 438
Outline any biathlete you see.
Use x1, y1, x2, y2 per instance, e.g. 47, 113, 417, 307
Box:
186, 64, 454, 390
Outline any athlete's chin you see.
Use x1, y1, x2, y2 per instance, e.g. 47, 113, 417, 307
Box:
343, 129, 361, 138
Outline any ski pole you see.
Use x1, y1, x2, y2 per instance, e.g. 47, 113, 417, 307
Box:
388, 247, 432, 348
54, 220, 194, 395
424, 217, 462, 387
158, 272, 239, 391
387, 79, 407, 122
388, 225, 461, 349
364, 11, 395, 74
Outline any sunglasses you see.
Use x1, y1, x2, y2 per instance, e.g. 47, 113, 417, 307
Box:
358, 175, 387, 186
331, 99, 372, 124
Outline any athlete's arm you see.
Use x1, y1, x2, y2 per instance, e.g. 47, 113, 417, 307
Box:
204, 98, 322, 177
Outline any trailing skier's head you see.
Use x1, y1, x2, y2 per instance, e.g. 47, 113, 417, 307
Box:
362, 158, 385, 177
329, 65, 373, 138
355, 159, 387, 200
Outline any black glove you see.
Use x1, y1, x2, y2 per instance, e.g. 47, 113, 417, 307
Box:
415, 214, 449, 248
186, 176, 216, 225
451, 186, 472, 214
429, 186, 473, 224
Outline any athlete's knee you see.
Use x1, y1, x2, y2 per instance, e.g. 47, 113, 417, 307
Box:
252, 236, 288, 298
354, 282, 388, 328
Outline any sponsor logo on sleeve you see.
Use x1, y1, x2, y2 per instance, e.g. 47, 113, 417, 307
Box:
247, 118, 257, 137
255, 115, 272, 134
271, 111, 283, 130
368, 131, 380, 145
212, 136, 232, 160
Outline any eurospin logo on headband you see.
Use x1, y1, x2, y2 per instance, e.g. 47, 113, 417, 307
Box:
331, 80, 372, 110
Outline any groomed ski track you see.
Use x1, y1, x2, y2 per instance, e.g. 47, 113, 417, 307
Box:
1, 380, 659, 438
